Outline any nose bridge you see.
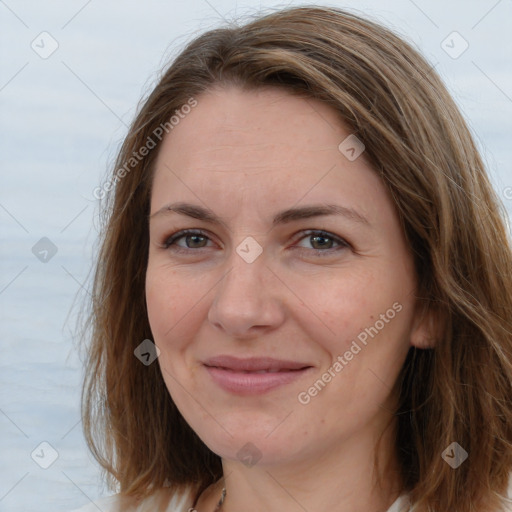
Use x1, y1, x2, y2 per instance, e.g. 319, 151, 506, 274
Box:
208, 241, 284, 335
218, 242, 269, 302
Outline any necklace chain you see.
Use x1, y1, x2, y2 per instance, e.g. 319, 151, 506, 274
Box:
213, 487, 226, 511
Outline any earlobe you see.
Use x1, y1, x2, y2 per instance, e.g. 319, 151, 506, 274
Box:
410, 303, 443, 349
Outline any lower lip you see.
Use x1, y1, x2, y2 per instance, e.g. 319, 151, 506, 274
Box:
205, 366, 312, 395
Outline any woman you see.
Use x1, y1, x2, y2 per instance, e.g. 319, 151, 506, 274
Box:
73, 5, 512, 512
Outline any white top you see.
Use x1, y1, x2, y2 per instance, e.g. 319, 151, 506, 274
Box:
70, 474, 512, 512
69, 489, 410, 512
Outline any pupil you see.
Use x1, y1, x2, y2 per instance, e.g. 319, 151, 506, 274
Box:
313, 235, 330, 249
188, 235, 205, 248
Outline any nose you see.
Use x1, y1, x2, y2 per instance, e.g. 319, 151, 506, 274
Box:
207, 248, 286, 339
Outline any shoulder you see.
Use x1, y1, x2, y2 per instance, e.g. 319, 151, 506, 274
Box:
505, 472, 512, 511
69, 486, 195, 512
69, 494, 120, 512
69, 475, 512, 512
390, 472, 512, 512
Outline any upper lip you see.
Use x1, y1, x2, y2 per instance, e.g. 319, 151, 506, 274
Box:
204, 355, 312, 372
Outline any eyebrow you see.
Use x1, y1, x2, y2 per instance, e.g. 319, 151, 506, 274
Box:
149, 202, 370, 227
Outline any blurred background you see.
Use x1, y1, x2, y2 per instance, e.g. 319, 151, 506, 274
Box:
0, 0, 511, 510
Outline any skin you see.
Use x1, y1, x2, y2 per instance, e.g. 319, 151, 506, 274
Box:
145, 85, 434, 512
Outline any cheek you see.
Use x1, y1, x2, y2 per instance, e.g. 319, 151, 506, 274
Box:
301, 268, 378, 339
145, 271, 194, 398
306, 268, 413, 359
145, 264, 211, 380
145, 266, 187, 342
145, 272, 169, 335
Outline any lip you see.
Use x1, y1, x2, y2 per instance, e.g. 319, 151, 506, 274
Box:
203, 355, 313, 395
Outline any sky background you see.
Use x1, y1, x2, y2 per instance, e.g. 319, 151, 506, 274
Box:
1, 1, 511, 511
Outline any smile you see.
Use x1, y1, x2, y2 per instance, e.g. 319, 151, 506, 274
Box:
203, 356, 313, 395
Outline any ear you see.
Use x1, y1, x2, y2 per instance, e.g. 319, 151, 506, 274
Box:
410, 301, 444, 349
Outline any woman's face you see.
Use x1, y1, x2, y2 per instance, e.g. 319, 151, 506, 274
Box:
146, 85, 427, 467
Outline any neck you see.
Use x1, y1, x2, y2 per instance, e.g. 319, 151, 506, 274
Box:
216, 421, 402, 512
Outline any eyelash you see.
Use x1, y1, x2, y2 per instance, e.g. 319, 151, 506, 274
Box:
161, 229, 350, 257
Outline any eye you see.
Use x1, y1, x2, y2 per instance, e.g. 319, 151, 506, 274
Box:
162, 229, 213, 253
292, 229, 350, 257
161, 228, 350, 257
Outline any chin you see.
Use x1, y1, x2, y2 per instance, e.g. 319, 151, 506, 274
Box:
191, 417, 304, 467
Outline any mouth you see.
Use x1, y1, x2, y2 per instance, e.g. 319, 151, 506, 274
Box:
203, 356, 313, 395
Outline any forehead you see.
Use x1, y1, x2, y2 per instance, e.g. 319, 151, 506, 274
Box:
160, 85, 346, 160
149, 85, 389, 225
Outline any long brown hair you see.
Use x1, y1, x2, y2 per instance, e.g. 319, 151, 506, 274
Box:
78, 5, 512, 510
